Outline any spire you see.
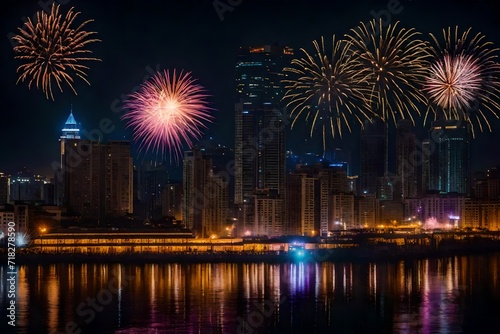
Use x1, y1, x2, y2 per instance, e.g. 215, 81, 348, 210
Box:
65, 111, 77, 125
61, 107, 80, 139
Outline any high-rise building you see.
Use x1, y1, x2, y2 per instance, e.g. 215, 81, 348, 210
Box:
396, 120, 418, 199
474, 166, 500, 199
254, 188, 283, 237
9, 169, 34, 202
0, 173, 10, 204
63, 140, 133, 223
429, 120, 470, 194
182, 148, 228, 237
182, 148, 211, 236
162, 182, 182, 220
0, 204, 29, 237
56, 111, 81, 206
234, 45, 292, 230
420, 139, 430, 196
360, 118, 387, 196
330, 193, 355, 230
355, 195, 377, 228
286, 162, 349, 236
140, 162, 169, 220
202, 173, 228, 238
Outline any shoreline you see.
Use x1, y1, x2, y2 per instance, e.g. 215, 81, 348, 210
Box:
5, 246, 500, 265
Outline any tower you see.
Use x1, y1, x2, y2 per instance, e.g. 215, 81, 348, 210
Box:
234, 44, 292, 234
429, 120, 470, 194
56, 110, 81, 206
360, 118, 387, 196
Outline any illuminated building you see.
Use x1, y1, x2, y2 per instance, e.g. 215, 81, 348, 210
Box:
355, 194, 377, 228
0, 204, 28, 236
429, 120, 470, 194
234, 44, 292, 231
286, 162, 349, 236
182, 148, 228, 238
330, 193, 355, 230
9, 169, 34, 201
182, 148, 211, 236
463, 198, 500, 231
404, 194, 464, 227
202, 173, 228, 238
254, 188, 283, 237
56, 111, 81, 205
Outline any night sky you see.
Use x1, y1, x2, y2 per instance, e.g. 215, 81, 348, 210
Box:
1, 0, 499, 178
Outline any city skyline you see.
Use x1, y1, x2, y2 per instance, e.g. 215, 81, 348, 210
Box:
3, 2, 500, 333
1, 0, 500, 178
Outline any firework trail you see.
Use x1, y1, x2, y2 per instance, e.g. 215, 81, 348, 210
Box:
282, 36, 374, 149
12, 4, 100, 100
122, 69, 214, 162
424, 26, 500, 135
346, 19, 428, 125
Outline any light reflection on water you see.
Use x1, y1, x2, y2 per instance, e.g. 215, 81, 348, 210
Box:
1, 254, 500, 333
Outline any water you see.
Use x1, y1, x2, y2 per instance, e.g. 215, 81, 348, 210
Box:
1, 253, 500, 333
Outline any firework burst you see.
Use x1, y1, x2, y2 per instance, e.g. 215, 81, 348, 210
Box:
424, 26, 500, 135
282, 36, 373, 149
425, 54, 482, 111
122, 69, 214, 162
346, 19, 428, 125
12, 4, 100, 100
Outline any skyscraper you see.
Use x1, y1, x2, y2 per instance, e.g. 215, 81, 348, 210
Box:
182, 148, 211, 236
56, 111, 81, 206
429, 120, 470, 194
396, 120, 418, 199
234, 44, 292, 232
360, 118, 387, 196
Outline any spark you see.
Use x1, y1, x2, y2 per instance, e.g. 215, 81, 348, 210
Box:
12, 4, 100, 100
283, 35, 373, 150
122, 69, 214, 162
346, 19, 429, 125
424, 26, 500, 136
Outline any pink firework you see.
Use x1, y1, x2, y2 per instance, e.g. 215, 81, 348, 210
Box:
424, 54, 482, 112
122, 70, 213, 161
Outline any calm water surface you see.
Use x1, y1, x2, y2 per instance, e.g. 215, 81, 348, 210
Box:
2, 253, 500, 333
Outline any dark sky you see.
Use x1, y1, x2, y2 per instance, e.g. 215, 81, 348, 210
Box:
1, 0, 499, 178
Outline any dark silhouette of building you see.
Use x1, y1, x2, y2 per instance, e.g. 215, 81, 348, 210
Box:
360, 118, 387, 196
396, 120, 418, 199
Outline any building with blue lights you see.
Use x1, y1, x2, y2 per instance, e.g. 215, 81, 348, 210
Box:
428, 120, 470, 195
